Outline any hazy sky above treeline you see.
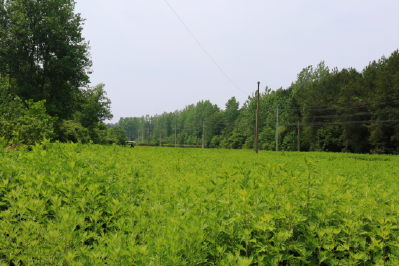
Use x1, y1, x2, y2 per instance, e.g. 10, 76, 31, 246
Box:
74, 0, 399, 123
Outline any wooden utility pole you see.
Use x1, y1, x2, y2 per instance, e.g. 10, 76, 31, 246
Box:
147, 122, 150, 145
297, 121, 300, 152
255, 81, 260, 154
175, 124, 177, 147
276, 106, 279, 152
253, 119, 256, 152
202, 120, 205, 149
180, 128, 182, 146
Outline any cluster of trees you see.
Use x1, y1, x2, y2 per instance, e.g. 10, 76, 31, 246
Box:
112, 97, 239, 147
0, 0, 125, 145
115, 50, 399, 154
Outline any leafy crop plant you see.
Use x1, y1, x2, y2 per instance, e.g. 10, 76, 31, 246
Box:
0, 140, 398, 265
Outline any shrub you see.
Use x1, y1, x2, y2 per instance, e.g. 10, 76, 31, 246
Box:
58, 120, 91, 143
227, 133, 245, 149
0, 96, 56, 145
243, 135, 254, 149
106, 126, 127, 145
210, 135, 221, 148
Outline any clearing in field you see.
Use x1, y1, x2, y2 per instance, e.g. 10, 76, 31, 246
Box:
0, 142, 398, 265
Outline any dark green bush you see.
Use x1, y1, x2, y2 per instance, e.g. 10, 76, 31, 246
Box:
58, 120, 91, 143
0, 90, 56, 145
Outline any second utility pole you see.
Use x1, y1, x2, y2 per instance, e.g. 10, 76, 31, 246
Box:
255, 81, 260, 154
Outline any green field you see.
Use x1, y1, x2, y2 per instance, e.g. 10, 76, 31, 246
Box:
0, 142, 398, 265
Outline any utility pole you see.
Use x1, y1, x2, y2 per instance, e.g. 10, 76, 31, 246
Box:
180, 129, 182, 147
138, 129, 140, 143
175, 123, 177, 148
276, 106, 279, 152
142, 128, 144, 143
253, 119, 256, 152
297, 121, 300, 152
147, 121, 150, 145
159, 126, 161, 146
202, 120, 205, 149
255, 81, 260, 154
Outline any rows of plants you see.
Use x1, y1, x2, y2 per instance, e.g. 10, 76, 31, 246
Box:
0, 141, 398, 265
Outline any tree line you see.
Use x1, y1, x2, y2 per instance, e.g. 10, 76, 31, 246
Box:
0, 0, 126, 146
115, 50, 399, 154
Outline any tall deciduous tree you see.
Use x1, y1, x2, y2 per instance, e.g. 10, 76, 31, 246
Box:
74, 83, 113, 128
224, 96, 240, 125
0, 0, 92, 119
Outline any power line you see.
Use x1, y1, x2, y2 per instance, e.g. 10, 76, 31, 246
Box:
163, 0, 247, 95
273, 96, 398, 109
281, 108, 399, 119
282, 119, 399, 126
275, 98, 398, 111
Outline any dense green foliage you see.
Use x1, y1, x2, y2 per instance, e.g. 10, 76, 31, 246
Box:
0, 78, 57, 145
0, 77, 119, 146
1, 142, 398, 265
116, 51, 398, 154
0, 0, 121, 146
0, 0, 91, 119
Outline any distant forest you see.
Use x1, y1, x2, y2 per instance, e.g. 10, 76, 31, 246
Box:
112, 50, 399, 154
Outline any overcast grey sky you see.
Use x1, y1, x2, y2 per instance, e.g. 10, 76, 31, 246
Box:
74, 0, 399, 123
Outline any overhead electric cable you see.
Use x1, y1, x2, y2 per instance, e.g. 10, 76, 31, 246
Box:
276, 99, 398, 111
282, 119, 399, 126
163, 0, 246, 95
273, 96, 398, 109
281, 108, 399, 119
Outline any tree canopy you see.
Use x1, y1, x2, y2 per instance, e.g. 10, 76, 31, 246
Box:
0, 0, 120, 145
0, 0, 92, 119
